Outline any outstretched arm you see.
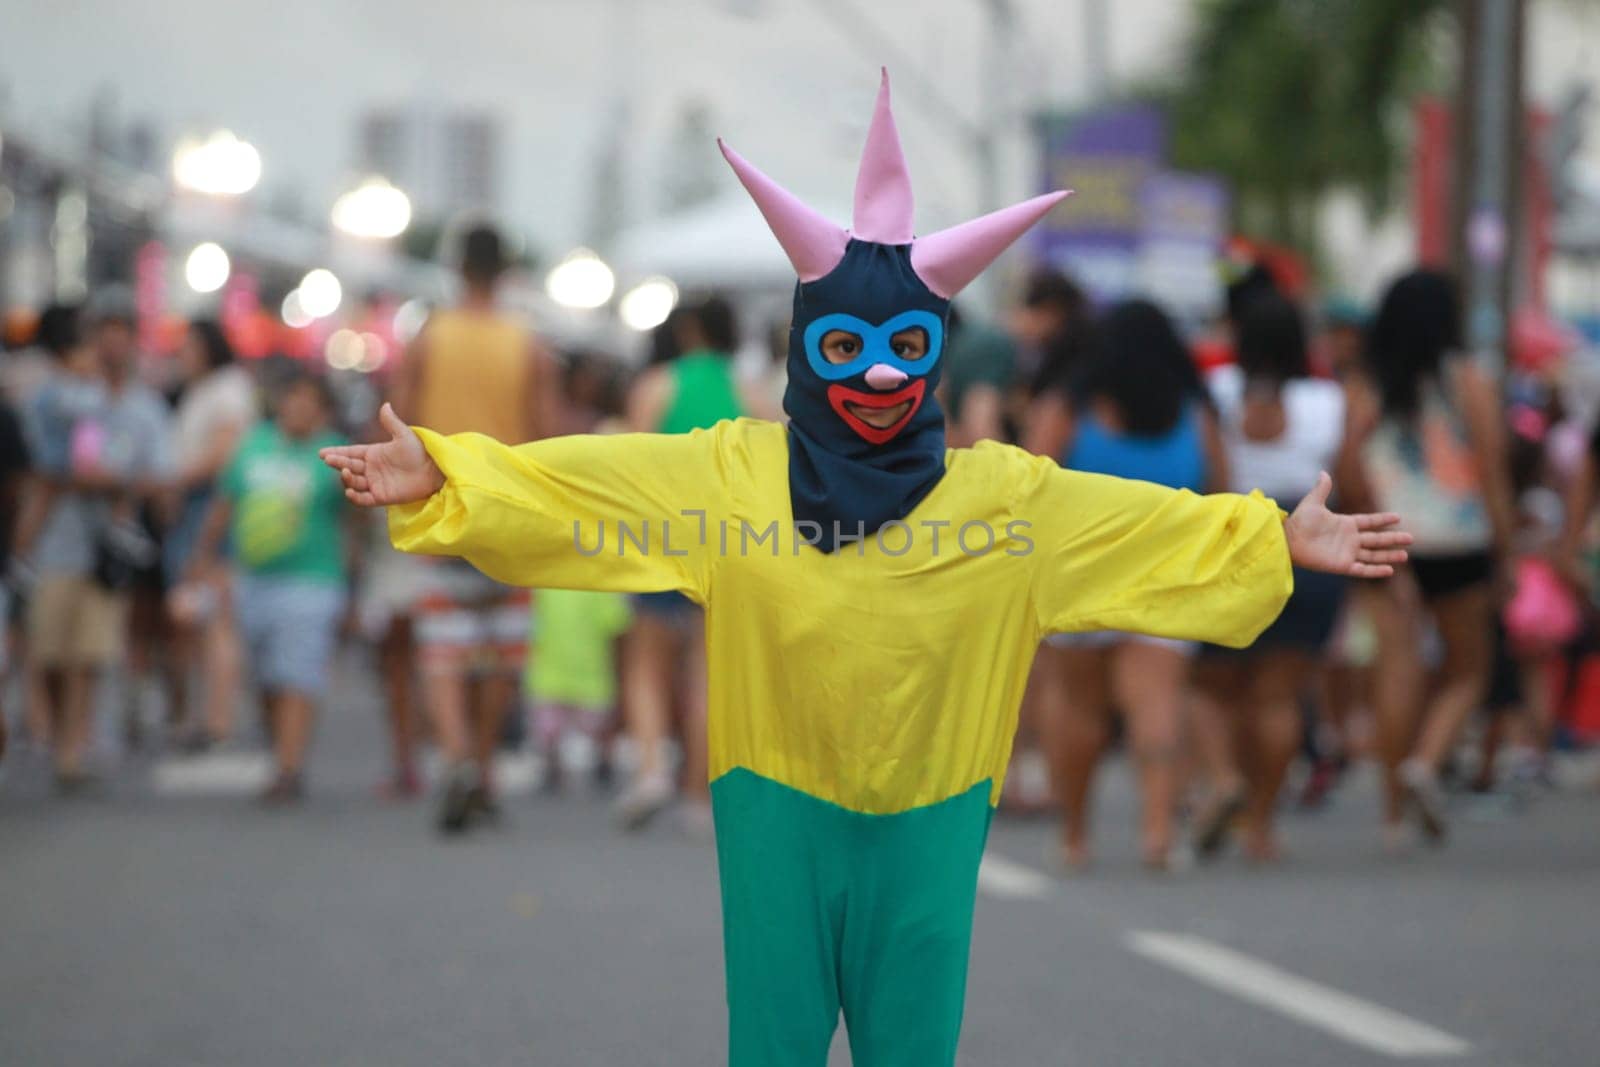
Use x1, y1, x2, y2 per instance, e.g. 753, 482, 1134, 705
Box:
1282, 471, 1411, 579
321, 404, 725, 599
320, 403, 444, 508
1023, 457, 1410, 647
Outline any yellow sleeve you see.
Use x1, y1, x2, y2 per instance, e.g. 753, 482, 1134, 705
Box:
1019, 456, 1293, 646
387, 425, 730, 601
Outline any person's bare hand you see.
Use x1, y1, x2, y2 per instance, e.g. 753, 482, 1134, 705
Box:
319, 403, 443, 507
1284, 471, 1413, 578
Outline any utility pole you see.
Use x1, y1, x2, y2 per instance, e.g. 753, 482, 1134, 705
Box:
1082, 0, 1110, 103
973, 0, 1016, 311
1453, 0, 1525, 370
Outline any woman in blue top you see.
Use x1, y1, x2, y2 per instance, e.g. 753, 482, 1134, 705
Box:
1024, 300, 1228, 870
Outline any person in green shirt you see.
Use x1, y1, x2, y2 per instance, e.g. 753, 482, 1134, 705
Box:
618, 296, 748, 832
191, 372, 350, 804
940, 304, 1016, 446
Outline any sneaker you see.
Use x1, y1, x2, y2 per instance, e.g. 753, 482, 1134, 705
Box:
679, 798, 715, 841
260, 771, 306, 807
466, 784, 503, 826
377, 766, 423, 802
54, 768, 106, 798
1050, 838, 1092, 876
1191, 784, 1245, 862
1399, 759, 1448, 843
1142, 842, 1194, 877
437, 766, 477, 836
614, 770, 674, 831
1298, 758, 1343, 809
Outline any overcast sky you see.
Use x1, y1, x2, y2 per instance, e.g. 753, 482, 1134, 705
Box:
0, 0, 1197, 256
6, 0, 1596, 294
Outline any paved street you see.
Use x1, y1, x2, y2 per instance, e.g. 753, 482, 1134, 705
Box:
3, 655, 1598, 1067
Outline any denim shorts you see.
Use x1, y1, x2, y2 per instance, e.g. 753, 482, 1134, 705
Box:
1044, 630, 1196, 655
165, 486, 228, 587
235, 574, 346, 697
632, 590, 697, 620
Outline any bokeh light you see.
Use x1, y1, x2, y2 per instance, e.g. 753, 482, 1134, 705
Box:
184, 242, 231, 293
618, 276, 680, 331
172, 131, 261, 196
297, 268, 343, 318
331, 177, 412, 239
545, 248, 615, 309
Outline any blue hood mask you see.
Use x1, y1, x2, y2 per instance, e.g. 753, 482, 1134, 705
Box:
719, 70, 1069, 552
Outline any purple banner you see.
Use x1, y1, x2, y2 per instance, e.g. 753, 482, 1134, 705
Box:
1035, 105, 1167, 302
1137, 172, 1229, 318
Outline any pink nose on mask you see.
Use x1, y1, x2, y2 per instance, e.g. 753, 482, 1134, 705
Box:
864, 363, 908, 390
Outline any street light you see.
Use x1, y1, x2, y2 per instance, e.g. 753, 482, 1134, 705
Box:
172, 131, 262, 196
331, 177, 412, 239
184, 242, 231, 293
618, 276, 679, 331
297, 268, 343, 319
545, 248, 615, 309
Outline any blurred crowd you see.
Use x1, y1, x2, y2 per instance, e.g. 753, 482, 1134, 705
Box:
2, 221, 1598, 870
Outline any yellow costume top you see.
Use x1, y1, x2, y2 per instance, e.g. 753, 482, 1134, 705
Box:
390, 417, 1291, 816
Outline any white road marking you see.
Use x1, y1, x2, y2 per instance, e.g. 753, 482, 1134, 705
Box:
151, 751, 544, 796
151, 753, 272, 795
420, 749, 542, 795
1125, 930, 1472, 1058
977, 853, 1054, 900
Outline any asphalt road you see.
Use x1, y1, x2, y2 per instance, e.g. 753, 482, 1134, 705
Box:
3, 655, 1598, 1067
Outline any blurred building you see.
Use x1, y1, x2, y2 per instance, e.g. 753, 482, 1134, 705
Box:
357, 107, 502, 221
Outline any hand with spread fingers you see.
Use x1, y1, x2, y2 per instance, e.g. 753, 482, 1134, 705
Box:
1284, 471, 1412, 579
319, 403, 444, 508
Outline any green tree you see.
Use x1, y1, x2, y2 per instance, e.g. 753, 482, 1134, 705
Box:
1163, 0, 1453, 255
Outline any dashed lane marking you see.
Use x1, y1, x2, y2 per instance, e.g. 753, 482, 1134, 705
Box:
1126, 930, 1472, 1059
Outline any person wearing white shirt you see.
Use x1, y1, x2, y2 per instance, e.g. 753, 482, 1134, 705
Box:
1191, 291, 1350, 862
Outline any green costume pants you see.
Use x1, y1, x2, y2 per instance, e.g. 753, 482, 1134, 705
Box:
710, 769, 994, 1067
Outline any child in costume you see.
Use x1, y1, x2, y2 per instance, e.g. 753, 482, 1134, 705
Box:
323, 71, 1410, 1067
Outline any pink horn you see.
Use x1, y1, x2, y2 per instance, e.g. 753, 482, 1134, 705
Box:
718, 138, 849, 283
910, 191, 1072, 299
852, 68, 915, 245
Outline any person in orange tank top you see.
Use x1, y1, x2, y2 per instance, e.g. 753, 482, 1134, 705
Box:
390, 224, 560, 834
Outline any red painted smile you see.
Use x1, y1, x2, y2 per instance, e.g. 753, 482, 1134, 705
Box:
827, 379, 926, 444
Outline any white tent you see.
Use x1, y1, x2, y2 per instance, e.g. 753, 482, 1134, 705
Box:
611, 193, 851, 292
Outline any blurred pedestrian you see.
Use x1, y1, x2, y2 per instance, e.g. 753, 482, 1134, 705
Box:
390, 222, 559, 833
1347, 269, 1514, 847
526, 588, 631, 793
1008, 269, 1089, 389
18, 305, 170, 792
1027, 300, 1229, 870
616, 296, 744, 833
3, 303, 75, 408
1004, 275, 1094, 814
942, 304, 1016, 446
1189, 291, 1348, 861
163, 320, 255, 749
0, 370, 31, 761
189, 372, 349, 803
7, 303, 81, 750
1317, 297, 1369, 382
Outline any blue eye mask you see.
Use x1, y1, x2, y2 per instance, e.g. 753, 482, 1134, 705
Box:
801, 310, 945, 381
